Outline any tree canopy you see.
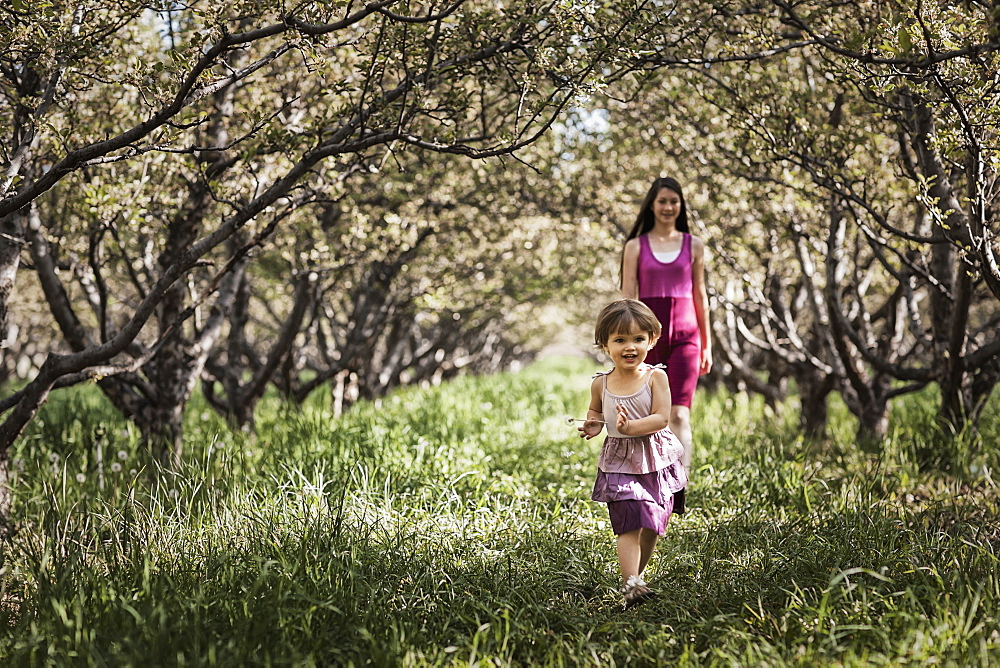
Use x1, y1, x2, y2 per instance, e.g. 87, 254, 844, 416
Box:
1, 0, 998, 508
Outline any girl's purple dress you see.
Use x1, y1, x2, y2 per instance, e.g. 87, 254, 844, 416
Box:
590, 366, 687, 535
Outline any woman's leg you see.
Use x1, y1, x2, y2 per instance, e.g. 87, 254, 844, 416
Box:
665, 339, 699, 469
670, 404, 693, 468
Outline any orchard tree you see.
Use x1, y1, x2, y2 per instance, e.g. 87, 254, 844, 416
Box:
626, 0, 1000, 443
201, 137, 618, 426
544, 0, 999, 446
0, 0, 666, 520
769, 0, 1000, 431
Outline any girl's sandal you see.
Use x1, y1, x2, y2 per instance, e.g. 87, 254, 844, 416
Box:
622, 575, 656, 610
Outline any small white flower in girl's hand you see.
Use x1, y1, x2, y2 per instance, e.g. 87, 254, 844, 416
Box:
567, 416, 609, 425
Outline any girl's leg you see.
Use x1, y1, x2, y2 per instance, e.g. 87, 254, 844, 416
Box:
617, 528, 658, 608
617, 528, 660, 583
637, 528, 659, 576
616, 530, 642, 584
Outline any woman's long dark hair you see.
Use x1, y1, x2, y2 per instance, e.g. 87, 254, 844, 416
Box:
619, 177, 688, 287
625, 176, 688, 240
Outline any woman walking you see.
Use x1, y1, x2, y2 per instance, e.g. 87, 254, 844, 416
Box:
620, 177, 712, 478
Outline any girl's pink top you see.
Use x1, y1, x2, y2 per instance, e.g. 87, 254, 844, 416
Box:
637, 234, 693, 299
596, 367, 686, 475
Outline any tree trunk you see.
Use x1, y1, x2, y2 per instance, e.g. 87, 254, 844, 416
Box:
140, 255, 247, 464
228, 276, 257, 429
0, 212, 24, 384
798, 374, 835, 441
906, 97, 991, 438
0, 447, 13, 536
138, 69, 242, 464
0, 67, 42, 386
140, 366, 190, 468
145, 233, 198, 465
939, 261, 974, 435
857, 396, 890, 452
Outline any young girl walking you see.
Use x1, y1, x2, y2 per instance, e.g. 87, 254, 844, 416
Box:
579, 299, 687, 609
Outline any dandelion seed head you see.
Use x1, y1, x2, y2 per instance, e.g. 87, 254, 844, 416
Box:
48, 452, 59, 463
111, 462, 122, 473
75, 473, 86, 483
117, 450, 128, 461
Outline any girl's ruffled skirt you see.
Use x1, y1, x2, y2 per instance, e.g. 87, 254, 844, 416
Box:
592, 463, 686, 535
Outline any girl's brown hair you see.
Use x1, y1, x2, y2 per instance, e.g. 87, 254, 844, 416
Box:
594, 299, 662, 348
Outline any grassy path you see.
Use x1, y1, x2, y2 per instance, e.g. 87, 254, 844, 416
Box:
1, 357, 998, 665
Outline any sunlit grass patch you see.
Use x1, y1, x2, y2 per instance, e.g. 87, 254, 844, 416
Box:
2, 357, 998, 665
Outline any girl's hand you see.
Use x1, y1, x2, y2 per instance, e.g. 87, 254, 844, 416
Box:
578, 419, 603, 440
615, 403, 630, 435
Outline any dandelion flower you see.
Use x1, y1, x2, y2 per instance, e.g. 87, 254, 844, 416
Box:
565, 416, 606, 424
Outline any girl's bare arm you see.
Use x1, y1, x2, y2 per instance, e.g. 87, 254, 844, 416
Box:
579, 377, 606, 439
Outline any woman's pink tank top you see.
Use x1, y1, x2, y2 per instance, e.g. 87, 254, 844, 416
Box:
637, 234, 692, 299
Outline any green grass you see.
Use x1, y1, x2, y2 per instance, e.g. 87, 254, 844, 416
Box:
1, 358, 998, 666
